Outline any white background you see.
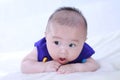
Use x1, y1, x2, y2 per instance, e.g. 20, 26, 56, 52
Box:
0, 0, 120, 53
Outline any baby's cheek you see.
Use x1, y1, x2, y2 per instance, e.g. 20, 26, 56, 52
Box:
69, 53, 79, 61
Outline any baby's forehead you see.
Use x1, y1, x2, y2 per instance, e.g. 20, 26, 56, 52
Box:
48, 22, 86, 35
48, 21, 86, 33
47, 22, 87, 39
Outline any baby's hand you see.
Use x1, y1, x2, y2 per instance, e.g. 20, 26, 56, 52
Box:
57, 64, 77, 74
44, 61, 61, 72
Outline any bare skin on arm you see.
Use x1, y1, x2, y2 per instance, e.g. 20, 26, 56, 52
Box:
57, 58, 99, 74
21, 47, 61, 73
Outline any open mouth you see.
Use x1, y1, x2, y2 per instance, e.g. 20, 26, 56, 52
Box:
58, 58, 67, 64
59, 58, 66, 61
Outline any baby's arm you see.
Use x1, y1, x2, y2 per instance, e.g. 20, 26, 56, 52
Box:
21, 47, 61, 74
57, 57, 100, 74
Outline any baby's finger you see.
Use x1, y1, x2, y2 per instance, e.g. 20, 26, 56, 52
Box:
54, 61, 61, 67
57, 67, 66, 74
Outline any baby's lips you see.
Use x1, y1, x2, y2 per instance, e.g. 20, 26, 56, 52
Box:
59, 58, 66, 61
57, 58, 67, 64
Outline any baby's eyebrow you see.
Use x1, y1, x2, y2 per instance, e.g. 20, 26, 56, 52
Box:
71, 39, 79, 43
52, 36, 62, 39
71, 40, 79, 44
52, 36, 80, 43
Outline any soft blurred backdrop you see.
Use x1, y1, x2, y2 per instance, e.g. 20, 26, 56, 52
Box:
0, 0, 120, 53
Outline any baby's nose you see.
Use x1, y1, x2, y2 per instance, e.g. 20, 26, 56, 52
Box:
61, 49, 67, 54
59, 47, 68, 57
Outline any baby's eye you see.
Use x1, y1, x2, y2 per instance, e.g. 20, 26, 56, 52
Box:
69, 43, 76, 48
54, 41, 60, 45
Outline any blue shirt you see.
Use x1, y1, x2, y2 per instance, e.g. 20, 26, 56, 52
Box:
34, 37, 95, 63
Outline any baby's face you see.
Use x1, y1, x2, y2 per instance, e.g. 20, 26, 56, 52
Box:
46, 23, 86, 64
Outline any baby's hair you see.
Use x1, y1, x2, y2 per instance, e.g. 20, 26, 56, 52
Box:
46, 7, 87, 32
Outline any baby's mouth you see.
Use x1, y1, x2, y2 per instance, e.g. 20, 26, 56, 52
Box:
60, 58, 66, 61
58, 58, 67, 64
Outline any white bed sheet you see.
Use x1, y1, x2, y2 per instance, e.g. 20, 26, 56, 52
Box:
0, 31, 120, 80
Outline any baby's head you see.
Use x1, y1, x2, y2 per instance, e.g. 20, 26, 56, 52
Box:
45, 7, 87, 64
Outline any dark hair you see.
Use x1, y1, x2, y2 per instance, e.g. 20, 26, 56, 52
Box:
48, 7, 87, 28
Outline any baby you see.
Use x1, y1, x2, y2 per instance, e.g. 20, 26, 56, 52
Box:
21, 7, 100, 74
